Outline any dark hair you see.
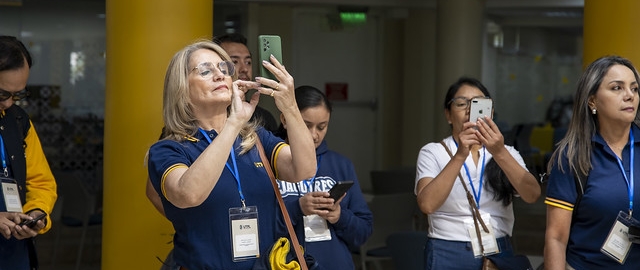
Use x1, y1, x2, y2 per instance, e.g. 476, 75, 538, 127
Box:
293, 85, 332, 113
0, 36, 33, 71
213, 33, 248, 46
443, 76, 491, 110
549, 55, 640, 180
444, 76, 512, 205
275, 85, 332, 140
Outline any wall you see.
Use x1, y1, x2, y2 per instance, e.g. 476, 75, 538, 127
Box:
400, 8, 437, 167
1, 0, 584, 193
244, 5, 439, 190
0, 1, 106, 186
487, 26, 582, 130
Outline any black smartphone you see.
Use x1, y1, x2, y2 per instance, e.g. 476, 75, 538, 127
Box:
327, 181, 355, 202
19, 212, 47, 228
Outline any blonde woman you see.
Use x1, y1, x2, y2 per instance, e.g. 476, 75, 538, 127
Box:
147, 40, 316, 269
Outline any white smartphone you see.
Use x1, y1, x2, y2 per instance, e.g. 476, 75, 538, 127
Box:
469, 98, 493, 123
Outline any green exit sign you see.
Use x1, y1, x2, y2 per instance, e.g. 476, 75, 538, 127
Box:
340, 12, 367, 24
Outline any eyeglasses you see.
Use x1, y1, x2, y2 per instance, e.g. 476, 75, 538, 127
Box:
190, 61, 235, 79
0, 89, 29, 101
448, 96, 489, 110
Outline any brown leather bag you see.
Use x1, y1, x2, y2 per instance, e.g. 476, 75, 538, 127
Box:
483, 257, 500, 270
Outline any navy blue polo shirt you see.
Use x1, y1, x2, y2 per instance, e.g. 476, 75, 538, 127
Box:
148, 127, 286, 270
546, 124, 640, 269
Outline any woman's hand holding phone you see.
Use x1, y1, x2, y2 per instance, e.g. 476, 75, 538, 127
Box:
475, 115, 506, 154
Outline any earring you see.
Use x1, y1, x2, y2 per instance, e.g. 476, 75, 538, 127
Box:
592, 108, 597, 115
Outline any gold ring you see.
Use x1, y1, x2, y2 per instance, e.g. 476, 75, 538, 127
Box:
275, 84, 279, 90
270, 89, 275, 97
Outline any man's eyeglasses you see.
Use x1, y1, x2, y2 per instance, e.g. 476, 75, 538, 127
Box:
190, 61, 235, 79
448, 96, 489, 110
0, 89, 29, 101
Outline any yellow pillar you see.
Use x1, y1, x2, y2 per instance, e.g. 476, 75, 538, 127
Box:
584, 0, 640, 67
103, 0, 212, 269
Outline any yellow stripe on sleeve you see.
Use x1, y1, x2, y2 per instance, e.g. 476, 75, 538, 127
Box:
160, 164, 188, 199
545, 197, 574, 211
271, 142, 286, 179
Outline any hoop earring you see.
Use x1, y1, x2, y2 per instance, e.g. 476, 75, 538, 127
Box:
592, 108, 597, 115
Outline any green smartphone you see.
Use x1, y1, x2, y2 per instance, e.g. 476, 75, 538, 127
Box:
258, 35, 283, 80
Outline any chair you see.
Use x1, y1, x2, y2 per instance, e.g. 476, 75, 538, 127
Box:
356, 192, 418, 270
386, 230, 429, 270
50, 170, 103, 270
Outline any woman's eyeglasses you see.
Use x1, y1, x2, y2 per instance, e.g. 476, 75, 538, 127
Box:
190, 61, 235, 79
448, 96, 489, 110
0, 89, 29, 101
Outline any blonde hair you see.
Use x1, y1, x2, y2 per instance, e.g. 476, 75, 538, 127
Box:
162, 39, 257, 154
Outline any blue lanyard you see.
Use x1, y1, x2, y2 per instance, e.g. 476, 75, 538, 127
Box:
198, 129, 245, 207
453, 140, 486, 208
613, 129, 634, 217
0, 134, 7, 177
302, 155, 322, 192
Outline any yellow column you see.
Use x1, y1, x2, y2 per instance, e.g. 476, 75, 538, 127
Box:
103, 0, 212, 269
584, 0, 640, 67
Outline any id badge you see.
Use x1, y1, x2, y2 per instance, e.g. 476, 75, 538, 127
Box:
229, 206, 259, 261
303, 214, 331, 242
601, 211, 639, 264
464, 212, 499, 257
1, 178, 23, 212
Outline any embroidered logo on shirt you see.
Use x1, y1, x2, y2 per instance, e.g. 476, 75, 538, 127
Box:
255, 162, 264, 168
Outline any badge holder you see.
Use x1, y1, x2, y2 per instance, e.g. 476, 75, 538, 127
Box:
303, 214, 331, 242
465, 212, 500, 257
601, 211, 640, 264
230, 205, 260, 261
1, 177, 22, 212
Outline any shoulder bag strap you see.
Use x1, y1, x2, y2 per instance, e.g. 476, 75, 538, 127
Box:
439, 141, 490, 255
256, 138, 308, 270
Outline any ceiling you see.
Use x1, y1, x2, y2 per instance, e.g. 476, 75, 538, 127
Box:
0, 0, 584, 40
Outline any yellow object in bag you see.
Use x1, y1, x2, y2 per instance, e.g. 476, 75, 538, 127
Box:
269, 237, 301, 270
254, 237, 321, 270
